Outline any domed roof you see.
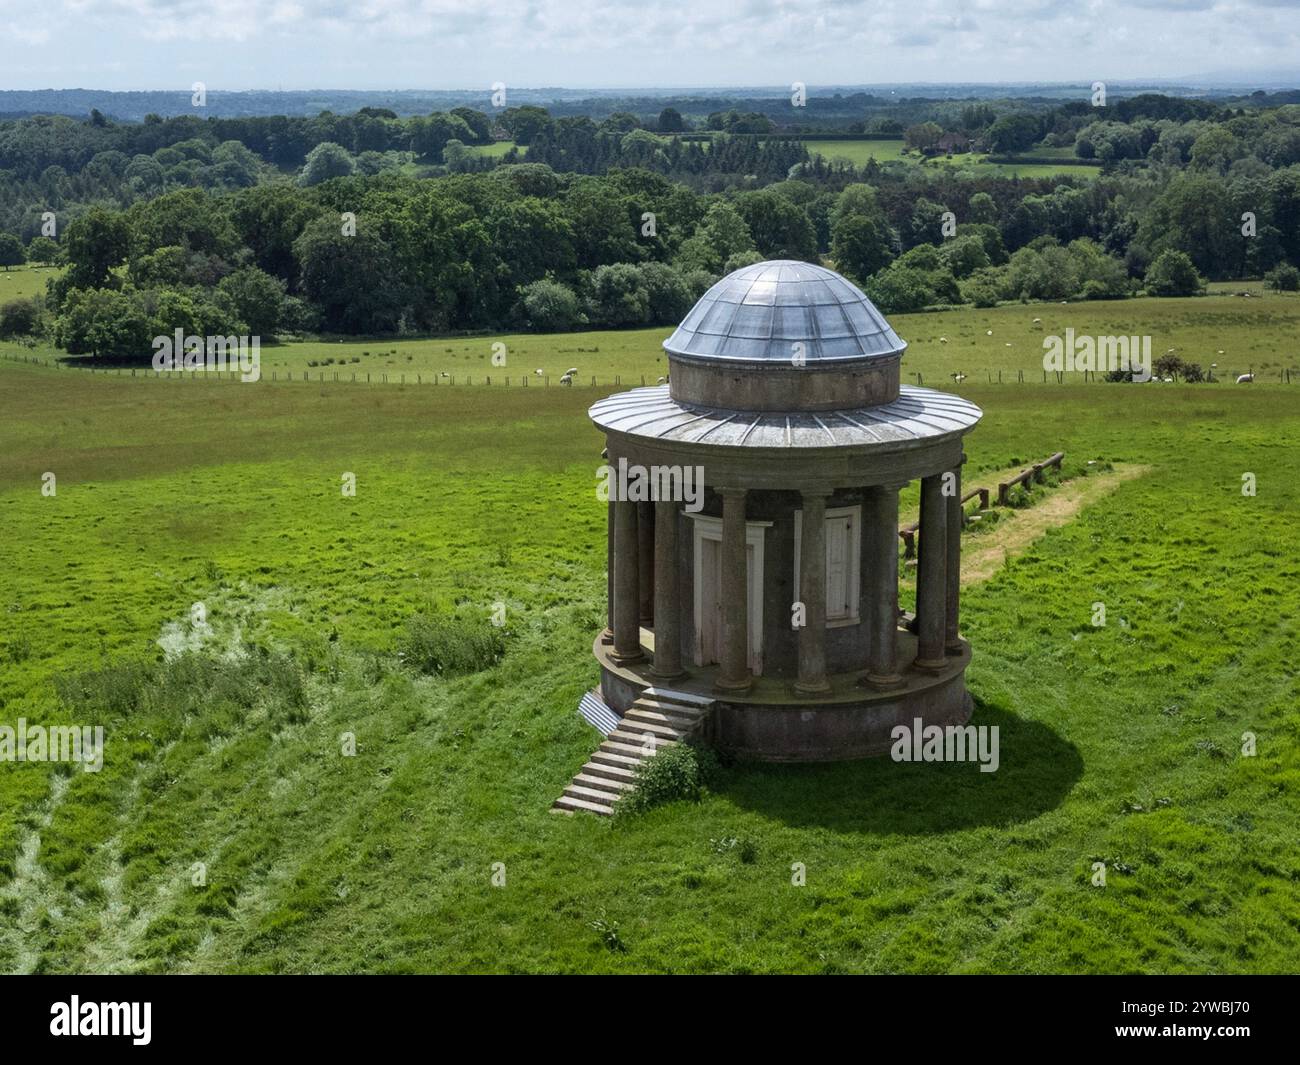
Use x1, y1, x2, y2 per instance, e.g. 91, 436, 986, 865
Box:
664, 260, 906, 364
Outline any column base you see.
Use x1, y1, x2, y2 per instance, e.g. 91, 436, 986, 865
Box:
610, 648, 646, 666
913, 656, 947, 674
945, 639, 964, 655
861, 671, 904, 691
794, 677, 832, 697
650, 665, 687, 681
714, 674, 752, 695
599, 628, 614, 646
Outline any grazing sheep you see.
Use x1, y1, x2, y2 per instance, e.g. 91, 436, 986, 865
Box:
1237, 373, 1254, 384
938, 336, 948, 343
950, 371, 967, 383
440, 371, 449, 378
1032, 317, 1042, 324
534, 368, 544, 376
559, 373, 573, 387
656, 376, 667, 384
565, 367, 578, 376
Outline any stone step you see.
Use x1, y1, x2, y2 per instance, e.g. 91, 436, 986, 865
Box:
618, 715, 688, 741
643, 687, 715, 709
564, 782, 621, 806
582, 760, 638, 782
591, 748, 643, 768
554, 688, 716, 816
625, 704, 700, 729
599, 738, 651, 758
634, 697, 706, 720
553, 795, 614, 816
608, 728, 677, 750
573, 772, 633, 793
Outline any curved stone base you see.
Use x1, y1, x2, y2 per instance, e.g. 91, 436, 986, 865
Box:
595, 631, 974, 763
708, 673, 973, 763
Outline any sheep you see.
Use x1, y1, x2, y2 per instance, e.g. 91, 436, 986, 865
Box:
938, 336, 948, 344
1236, 373, 1254, 384
656, 376, 667, 384
534, 368, 544, 376
565, 367, 578, 376
950, 371, 967, 383
1032, 317, 1042, 324
559, 373, 574, 387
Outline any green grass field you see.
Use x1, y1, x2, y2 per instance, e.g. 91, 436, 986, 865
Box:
2, 298, 1299, 973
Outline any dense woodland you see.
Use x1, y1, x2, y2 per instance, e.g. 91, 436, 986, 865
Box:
1, 92, 1299, 357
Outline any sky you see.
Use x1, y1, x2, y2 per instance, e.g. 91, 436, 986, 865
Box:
1, 0, 1298, 91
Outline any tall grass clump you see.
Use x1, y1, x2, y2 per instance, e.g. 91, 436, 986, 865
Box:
397, 613, 507, 676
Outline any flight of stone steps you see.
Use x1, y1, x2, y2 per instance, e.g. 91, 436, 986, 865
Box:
553, 687, 716, 817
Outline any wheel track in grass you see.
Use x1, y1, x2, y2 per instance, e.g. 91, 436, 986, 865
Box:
0, 772, 69, 974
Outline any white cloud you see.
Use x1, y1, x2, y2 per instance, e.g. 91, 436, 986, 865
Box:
0, 0, 1294, 88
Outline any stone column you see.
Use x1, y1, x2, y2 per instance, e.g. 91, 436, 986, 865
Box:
945, 457, 964, 654
914, 472, 948, 671
650, 498, 684, 679
795, 490, 831, 695
612, 498, 643, 663
715, 487, 752, 693
863, 483, 903, 688
637, 499, 654, 624
602, 498, 614, 644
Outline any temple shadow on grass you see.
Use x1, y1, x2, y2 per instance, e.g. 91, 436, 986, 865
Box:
713, 698, 1082, 835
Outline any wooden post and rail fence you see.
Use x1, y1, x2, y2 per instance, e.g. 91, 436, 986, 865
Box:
898, 451, 1065, 559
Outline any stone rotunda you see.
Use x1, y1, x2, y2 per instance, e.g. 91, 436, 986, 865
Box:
589, 259, 982, 762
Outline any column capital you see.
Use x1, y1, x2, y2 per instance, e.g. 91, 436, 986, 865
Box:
717, 485, 748, 499
799, 487, 834, 502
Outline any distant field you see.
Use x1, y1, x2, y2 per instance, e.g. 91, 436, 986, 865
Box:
924, 154, 1100, 180
798, 139, 1098, 179
801, 139, 909, 165
9, 293, 1295, 388
468, 140, 517, 158
0, 265, 56, 301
